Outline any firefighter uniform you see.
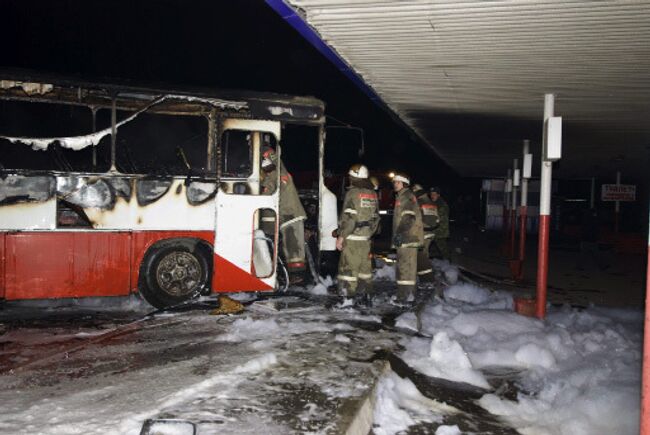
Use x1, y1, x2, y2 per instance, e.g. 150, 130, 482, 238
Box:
336, 166, 379, 297
261, 148, 307, 274
392, 175, 424, 302
430, 188, 450, 260
412, 184, 438, 283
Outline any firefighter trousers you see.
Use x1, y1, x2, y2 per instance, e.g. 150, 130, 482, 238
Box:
417, 237, 434, 283
337, 239, 372, 296
396, 247, 418, 301
431, 237, 450, 261
280, 217, 306, 272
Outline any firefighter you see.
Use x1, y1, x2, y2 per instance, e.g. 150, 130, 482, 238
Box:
391, 173, 424, 303
412, 183, 437, 284
429, 186, 450, 260
335, 164, 380, 304
261, 147, 307, 282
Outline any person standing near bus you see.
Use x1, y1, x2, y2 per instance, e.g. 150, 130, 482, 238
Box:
412, 183, 437, 284
429, 186, 450, 260
391, 173, 424, 304
261, 147, 307, 283
334, 164, 379, 306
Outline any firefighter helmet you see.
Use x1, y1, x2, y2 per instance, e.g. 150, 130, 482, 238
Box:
348, 164, 369, 179
261, 146, 277, 170
392, 172, 410, 185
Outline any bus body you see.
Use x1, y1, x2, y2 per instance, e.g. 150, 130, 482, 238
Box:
0, 74, 338, 308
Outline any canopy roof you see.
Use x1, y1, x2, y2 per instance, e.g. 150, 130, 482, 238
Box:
276, 0, 650, 181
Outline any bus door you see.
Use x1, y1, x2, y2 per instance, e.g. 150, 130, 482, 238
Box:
213, 119, 281, 292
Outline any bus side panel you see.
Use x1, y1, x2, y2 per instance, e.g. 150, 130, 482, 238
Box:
0, 232, 5, 299
130, 231, 215, 293
5, 232, 131, 300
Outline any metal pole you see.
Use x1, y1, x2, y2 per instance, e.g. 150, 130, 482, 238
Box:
91, 108, 97, 169
536, 94, 554, 319
504, 170, 512, 235
519, 140, 530, 264
615, 171, 621, 233
641, 197, 650, 435
110, 97, 117, 172
590, 177, 596, 209
510, 159, 518, 257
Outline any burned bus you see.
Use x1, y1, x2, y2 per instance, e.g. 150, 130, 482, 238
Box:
0, 75, 338, 308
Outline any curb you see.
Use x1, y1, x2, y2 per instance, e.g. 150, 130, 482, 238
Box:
342, 360, 391, 435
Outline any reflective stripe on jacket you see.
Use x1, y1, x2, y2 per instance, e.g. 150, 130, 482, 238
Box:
392, 188, 424, 248
338, 185, 380, 240
415, 193, 440, 235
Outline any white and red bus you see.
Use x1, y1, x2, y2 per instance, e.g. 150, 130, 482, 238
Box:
0, 75, 338, 308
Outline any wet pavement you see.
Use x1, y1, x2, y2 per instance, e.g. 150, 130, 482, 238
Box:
0, 287, 526, 435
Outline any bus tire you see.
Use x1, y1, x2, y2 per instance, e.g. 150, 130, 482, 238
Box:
138, 238, 212, 309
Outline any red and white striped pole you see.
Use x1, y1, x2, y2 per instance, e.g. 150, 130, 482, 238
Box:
519, 140, 530, 263
536, 94, 555, 319
641, 199, 650, 434
510, 159, 519, 258
615, 171, 621, 233
505, 169, 512, 237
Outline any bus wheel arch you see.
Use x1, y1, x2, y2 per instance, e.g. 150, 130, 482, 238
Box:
138, 238, 213, 309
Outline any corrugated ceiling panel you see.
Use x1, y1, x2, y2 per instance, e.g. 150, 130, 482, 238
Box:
287, 0, 650, 177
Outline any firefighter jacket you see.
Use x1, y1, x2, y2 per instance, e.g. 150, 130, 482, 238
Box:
432, 197, 450, 239
415, 192, 440, 239
392, 188, 424, 248
338, 179, 380, 241
261, 162, 307, 225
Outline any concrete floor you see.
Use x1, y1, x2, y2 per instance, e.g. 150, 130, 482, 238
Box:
450, 226, 646, 308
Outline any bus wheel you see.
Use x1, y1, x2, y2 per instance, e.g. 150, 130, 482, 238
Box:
139, 239, 211, 309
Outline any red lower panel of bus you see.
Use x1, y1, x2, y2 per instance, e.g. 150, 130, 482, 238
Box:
0, 233, 5, 297
4, 232, 132, 300
1, 230, 216, 301
213, 254, 273, 292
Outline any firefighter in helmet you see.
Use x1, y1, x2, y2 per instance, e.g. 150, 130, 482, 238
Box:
261, 147, 307, 282
391, 173, 424, 303
429, 186, 450, 260
334, 164, 380, 304
412, 183, 438, 284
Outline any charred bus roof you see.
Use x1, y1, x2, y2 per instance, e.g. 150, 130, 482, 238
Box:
0, 70, 325, 125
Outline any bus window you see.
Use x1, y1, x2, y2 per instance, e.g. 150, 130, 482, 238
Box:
220, 130, 252, 178
113, 110, 210, 176
0, 100, 110, 173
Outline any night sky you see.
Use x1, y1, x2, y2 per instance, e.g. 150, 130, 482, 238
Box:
0, 0, 457, 187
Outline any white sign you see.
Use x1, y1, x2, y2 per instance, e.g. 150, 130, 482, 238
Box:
544, 117, 562, 161
523, 153, 532, 178
601, 184, 636, 202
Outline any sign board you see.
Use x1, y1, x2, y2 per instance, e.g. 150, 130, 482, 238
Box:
523, 153, 532, 178
601, 184, 636, 202
513, 169, 521, 187
544, 117, 562, 161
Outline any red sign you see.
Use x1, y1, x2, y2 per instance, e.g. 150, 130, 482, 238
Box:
601, 184, 636, 202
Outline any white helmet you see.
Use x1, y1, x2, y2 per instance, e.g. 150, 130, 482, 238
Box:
393, 173, 410, 185
348, 164, 369, 179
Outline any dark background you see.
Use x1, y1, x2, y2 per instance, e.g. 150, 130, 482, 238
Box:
0, 0, 457, 187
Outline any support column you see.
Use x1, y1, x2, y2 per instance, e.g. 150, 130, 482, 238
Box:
615, 171, 621, 233
519, 140, 530, 268
536, 94, 554, 319
110, 97, 117, 172
504, 170, 511, 235
510, 159, 519, 258
642, 198, 650, 435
